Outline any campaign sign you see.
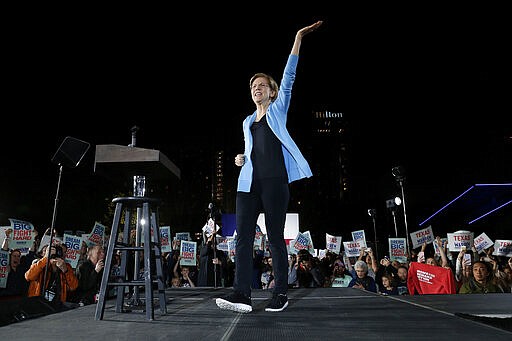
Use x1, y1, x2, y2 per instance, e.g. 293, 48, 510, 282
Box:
86, 222, 105, 247
492, 240, 512, 257
0, 250, 8, 288
326, 233, 342, 254
9, 218, 35, 250
343, 240, 365, 258
289, 232, 311, 255
160, 226, 171, 253
180, 240, 197, 266
351, 229, 367, 248
389, 238, 407, 263
64, 234, 83, 268
447, 231, 474, 252
474, 232, 493, 253
410, 225, 434, 249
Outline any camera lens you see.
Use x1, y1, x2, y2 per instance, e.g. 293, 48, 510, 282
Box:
51, 245, 63, 259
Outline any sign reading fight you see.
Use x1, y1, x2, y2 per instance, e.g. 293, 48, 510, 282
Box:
8, 219, 35, 251
86, 222, 106, 247
64, 234, 83, 268
10, 219, 33, 240
388, 238, 407, 263
179, 240, 197, 266
290, 232, 309, 253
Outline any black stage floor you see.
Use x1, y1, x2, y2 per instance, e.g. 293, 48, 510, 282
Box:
1, 288, 511, 340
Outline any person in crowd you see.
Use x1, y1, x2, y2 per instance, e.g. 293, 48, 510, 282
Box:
287, 253, 298, 288
173, 259, 196, 288
197, 233, 227, 287
25, 244, 78, 305
395, 265, 409, 295
296, 251, 325, 288
458, 260, 504, 294
216, 20, 323, 314
108, 251, 123, 298
170, 276, 181, 288
326, 259, 353, 288
379, 273, 398, 295
375, 255, 397, 289
422, 237, 450, 269
72, 245, 105, 306
0, 249, 30, 298
358, 248, 378, 279
261, 257, 275, 290
252, 247, 265, 290
75, 241, 89, 271
348, 260, 378, 293
0, 228, 37, 298
454, 247, 472, 290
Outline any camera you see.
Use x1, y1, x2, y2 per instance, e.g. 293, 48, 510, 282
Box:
50, 245, 64, 259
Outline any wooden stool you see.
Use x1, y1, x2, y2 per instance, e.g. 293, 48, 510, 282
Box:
95, 196, 167, 321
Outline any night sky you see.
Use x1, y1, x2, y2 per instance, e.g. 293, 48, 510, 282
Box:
2, 9, 511, 242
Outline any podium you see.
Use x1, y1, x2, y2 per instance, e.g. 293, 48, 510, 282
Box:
94, 144, 181, 181
93, 144, 180, 321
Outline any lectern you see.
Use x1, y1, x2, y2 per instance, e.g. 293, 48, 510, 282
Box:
94, 144, 180, 321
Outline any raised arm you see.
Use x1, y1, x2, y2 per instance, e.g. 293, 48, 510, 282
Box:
1, 228, 12, 251
290, 21, 323, 56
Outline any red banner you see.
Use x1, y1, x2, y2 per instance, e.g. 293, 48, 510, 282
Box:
407, 262, 456, 295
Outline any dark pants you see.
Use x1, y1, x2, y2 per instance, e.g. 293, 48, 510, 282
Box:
234, 178, 289, 297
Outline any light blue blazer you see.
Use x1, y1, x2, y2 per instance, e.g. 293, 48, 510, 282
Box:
237, 54, 313, 193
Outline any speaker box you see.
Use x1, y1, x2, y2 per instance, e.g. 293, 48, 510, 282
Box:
0, 296, 57, 326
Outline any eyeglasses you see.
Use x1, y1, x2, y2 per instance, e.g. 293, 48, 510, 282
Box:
251, 83, 270, 90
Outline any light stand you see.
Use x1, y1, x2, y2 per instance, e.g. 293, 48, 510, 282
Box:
386, 197, 402, 238
367, 209, 378, 259
392, 166, 410, 257
42, 136, 90, 299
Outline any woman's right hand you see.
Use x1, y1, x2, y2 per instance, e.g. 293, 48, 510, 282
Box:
235, 154, 245, 167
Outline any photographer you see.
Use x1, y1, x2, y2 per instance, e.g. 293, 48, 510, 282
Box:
25, 244, 78, 304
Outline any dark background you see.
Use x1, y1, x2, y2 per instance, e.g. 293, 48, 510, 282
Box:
2, 7, 510, 245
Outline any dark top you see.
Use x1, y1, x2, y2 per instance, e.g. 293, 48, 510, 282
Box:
250, 115, 287, 181
74, 260, 102, 304
197, 241, 226, 287
0, 251, 36, 298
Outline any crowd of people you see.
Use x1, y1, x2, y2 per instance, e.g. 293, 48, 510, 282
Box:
1, 226, 511, 318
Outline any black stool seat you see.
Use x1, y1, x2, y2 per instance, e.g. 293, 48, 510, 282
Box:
95, 196, 167, 321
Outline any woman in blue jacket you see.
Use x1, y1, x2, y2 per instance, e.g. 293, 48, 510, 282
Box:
216, 20, 322, 313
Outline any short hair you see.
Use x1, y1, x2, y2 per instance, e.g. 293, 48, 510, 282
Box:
87, 245, 104, 258
354, 260, 368, 273
249, 73, 279, 102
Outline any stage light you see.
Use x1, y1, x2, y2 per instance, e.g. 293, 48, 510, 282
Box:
386, 197, 402, 209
